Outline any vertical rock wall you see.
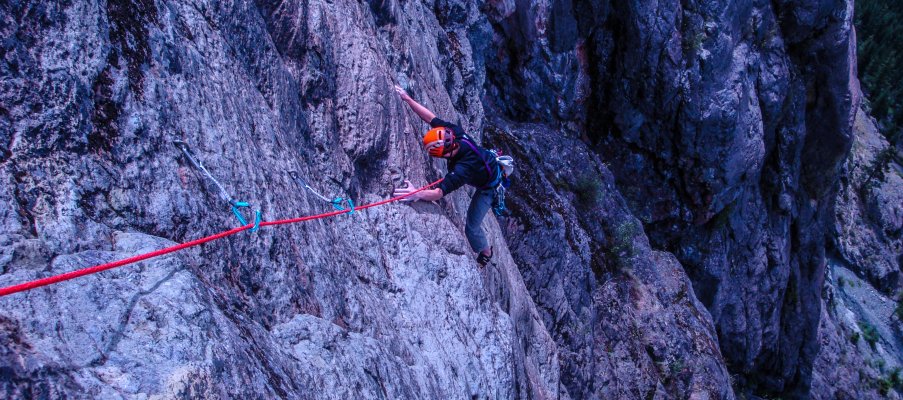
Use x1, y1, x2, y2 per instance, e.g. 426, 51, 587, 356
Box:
480, 0, 868, 396
484, 121, 733, 399
0, 1, 560, 398
0, 0, 892, 398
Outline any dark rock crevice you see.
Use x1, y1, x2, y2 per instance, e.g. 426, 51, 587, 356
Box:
105, 0, 158, 98
88, 62, 121, 153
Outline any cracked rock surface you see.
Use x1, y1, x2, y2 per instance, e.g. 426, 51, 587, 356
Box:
485, 121, 733, 399
1, 1, 559, 398
833, 109, 903, 295
0, 0, 899, 398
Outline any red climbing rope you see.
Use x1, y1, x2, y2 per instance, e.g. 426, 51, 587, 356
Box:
0, 179, 442, 298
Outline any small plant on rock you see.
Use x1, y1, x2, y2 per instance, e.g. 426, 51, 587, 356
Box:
610, 219, 641, 267
875, 358, 887, 372
669, 358, 685, 375
572, 175, 603, 207
682, 31, 707, 53
859, 321, 880, 350
876, 367, 902, 396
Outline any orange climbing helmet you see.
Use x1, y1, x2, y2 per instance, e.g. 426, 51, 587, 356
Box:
423, 126, 457, 157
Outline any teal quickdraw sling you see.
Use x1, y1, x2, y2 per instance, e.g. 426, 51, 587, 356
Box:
332, 197, 355, 214
174, 140, 263, 232
231, 200, 262, 232
289, 171, 355, 216
492, 178, 511, 217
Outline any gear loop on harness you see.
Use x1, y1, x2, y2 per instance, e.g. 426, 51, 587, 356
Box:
492, 183, 510, 217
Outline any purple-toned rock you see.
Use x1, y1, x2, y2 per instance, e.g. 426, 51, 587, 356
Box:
485, 121, 734, 399
834, 108, 903, 294
0, 0, 895, 398
480, 0, 868, 396
0, 1, 560, 398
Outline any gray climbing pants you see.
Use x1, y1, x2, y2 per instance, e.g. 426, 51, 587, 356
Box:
465, 188, 494, 253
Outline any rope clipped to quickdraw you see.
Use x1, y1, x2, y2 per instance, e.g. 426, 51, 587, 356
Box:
0, 178, 444, 298
174, 140, 261, 231
289, 171, 355, 215
332, 197, 354, 214
231, 200, 262, 232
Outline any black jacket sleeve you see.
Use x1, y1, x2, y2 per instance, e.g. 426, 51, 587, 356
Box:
438, 163, 472, 195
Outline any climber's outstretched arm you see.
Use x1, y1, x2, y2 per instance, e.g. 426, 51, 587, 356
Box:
395, 85, 436, 124
415, 188, 443, 201
393, 180, 443, 201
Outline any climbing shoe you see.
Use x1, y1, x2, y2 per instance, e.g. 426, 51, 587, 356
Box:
476, 247, 493, 267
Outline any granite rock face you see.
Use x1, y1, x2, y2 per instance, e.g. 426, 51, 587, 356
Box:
481, 0, 870, 396
0, 0, 895, 398
484, 121, 733, 399
0, 1, 560, 398
815, 107, 903, 399
812, 259, 903, 400
833, 109, 903, 295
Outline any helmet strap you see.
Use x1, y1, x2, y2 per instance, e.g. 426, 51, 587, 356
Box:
442, 141, 459, 156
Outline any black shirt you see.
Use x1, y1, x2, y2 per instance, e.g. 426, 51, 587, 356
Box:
430, 117, 499, 194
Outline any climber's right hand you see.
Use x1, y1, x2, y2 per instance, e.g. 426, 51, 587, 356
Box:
394, 85, 412, 102
393, 180, 418, 202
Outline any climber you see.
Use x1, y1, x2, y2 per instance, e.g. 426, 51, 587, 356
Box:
392, 85, 502, 267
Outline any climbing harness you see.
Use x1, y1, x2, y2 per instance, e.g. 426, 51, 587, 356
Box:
173, 141, 261, 230
459, 138, 515, 217
288, 171, 355, 214
0, 179, 444, 297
